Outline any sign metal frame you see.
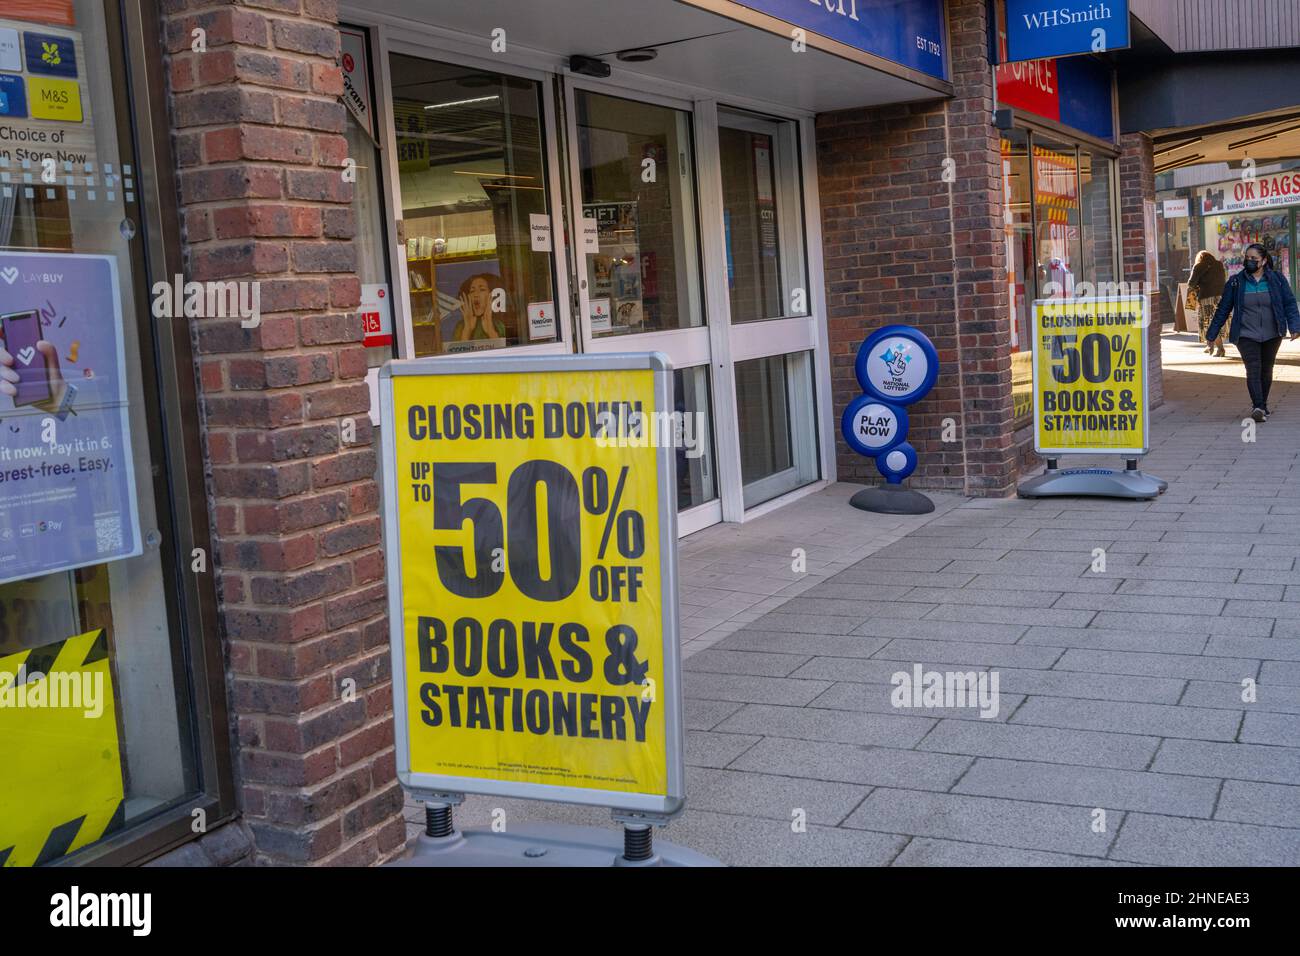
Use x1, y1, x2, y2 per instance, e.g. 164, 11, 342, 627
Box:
1029, 294, 1151, 458
379, 351, 686, 817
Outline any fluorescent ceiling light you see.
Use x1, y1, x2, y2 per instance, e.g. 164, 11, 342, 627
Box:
1228, 122, 1300, 151
424, 95, 499, 110
1154, 153, 1205, 173
453, 170, 534, 180
1153, 137, 1201, 158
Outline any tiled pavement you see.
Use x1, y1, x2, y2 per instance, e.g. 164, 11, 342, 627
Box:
405, 332, 1300, 865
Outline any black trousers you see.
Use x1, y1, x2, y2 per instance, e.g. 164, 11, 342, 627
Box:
1237, 336, 1284, 409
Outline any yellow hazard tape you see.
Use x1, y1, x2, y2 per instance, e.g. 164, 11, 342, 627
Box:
0, 629, 125, 867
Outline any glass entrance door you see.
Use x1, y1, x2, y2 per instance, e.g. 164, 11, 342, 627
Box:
563, 85, 719, 532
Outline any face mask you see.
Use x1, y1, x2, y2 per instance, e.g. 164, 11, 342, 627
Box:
1244, 260, 1261, 274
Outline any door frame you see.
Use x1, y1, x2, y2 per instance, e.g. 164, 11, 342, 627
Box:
702, 105, 834, 521
341, 6, 838, 533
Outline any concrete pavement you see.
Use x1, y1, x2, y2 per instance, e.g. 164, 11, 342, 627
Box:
407, 331, 1300, 865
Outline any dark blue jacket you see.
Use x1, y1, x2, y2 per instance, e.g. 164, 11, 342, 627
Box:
1207, 267, 1300, 343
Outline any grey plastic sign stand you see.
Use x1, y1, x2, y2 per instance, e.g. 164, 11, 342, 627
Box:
1018, 459, 1168, 500
378, 352, 716, 867
394, 821, 722, 868
1018, 296, 1166, 500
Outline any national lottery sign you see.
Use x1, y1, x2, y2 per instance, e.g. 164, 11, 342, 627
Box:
379, 353, 685, 815
1031, 295, 1149, 456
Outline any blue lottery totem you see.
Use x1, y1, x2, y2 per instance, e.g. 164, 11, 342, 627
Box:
840, 324, 940, 513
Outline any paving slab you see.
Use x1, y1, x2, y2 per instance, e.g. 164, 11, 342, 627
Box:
808, 681, 1021, 723
1109, 813, 1300, 866
1214, 780, 1300, 828
1152, 738, 1300, 785
916, 720, 1161, 770
952, 757, 1220, 817
685, 730, 761, 768
842, 788, 1121, 857
892, 838, 1126, 866
1011, 697, 1242, 742
730, 736, 972, 791
713, 703, 935, 748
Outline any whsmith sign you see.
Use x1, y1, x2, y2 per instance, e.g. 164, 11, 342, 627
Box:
1003, 1, 1130, 62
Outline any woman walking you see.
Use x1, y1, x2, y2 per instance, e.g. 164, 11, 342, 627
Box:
1188, 250, 1228, 355
1206, 243, 1300, 422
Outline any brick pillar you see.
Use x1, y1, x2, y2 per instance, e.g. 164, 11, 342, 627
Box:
816, 0, 1017, 496
161, 0, 404, 865
1119, 131, 1164, 408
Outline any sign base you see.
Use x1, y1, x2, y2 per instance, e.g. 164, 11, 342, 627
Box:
849, 484, 935, 515
1018, 465, 1166, 500
387, 822, 723, 868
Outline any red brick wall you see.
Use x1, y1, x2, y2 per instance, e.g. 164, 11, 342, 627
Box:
160, 0, 404, 865
816, 0, 1017, 495
1118, 131, 1165, 409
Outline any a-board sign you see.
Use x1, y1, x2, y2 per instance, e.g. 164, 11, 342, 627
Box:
1031, 295, 1149, 457
380, 352, 685, 815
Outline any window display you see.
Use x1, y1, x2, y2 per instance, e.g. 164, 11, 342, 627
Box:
1003, 130, 1119, 429
1205, 211, 1291, 280
1003, 132, 1035, 426
1033, 139, 1082, 296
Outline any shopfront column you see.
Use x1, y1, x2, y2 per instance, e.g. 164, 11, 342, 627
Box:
160, 0, 404, 865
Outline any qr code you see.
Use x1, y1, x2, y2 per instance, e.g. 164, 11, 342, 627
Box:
95, 516, 123, 554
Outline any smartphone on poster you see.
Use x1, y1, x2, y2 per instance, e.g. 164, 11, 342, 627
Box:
1, 310, 53, 407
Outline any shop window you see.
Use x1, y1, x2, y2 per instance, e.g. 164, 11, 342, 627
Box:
1004, 130, 1119, 430
717, 110, 807, 323
0, 0, 201, 864
389, 54, 559, 355
1032, 138, 1082, 296
1002, 131, 1034, 428
574, 91, 705, 336
1079, 150, 1117, 285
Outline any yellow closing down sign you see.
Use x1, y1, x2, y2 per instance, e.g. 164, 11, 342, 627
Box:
387, 361, 679, 808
